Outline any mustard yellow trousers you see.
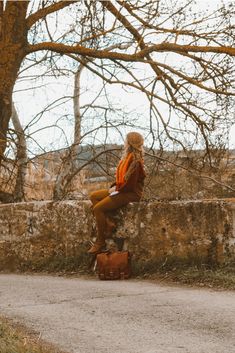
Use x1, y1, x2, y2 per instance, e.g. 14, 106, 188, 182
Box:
90, 189, 140, 245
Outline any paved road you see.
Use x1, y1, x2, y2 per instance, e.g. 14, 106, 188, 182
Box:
0, 274, 235, 353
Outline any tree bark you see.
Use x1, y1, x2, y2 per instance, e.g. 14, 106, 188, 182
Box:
0, 1, 28, 164
53, 64, 85, 200
11, 104, 27, 201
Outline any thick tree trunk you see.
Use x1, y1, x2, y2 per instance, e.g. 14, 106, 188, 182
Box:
0, 1, 28, 164
0, 65, 23, 164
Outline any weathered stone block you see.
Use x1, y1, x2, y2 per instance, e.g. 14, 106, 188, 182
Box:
0, 199, 234, 271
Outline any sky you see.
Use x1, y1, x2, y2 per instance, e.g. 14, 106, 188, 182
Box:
11, 0, 235, 157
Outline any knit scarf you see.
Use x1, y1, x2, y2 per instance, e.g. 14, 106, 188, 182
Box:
116, 152, 133, 189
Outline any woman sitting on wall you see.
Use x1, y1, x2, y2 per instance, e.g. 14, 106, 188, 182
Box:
88, 132, 146, 254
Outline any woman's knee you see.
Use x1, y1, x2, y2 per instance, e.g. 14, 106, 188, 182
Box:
93, 199, 111, 214
89, 190, 101, 205
89, 189, 109, 203
89, 191, 96, 202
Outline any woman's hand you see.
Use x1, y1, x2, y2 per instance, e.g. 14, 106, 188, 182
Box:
109, 186, 116, 194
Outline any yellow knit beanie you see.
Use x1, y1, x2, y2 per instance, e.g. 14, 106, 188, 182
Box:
126, 132, 144, 151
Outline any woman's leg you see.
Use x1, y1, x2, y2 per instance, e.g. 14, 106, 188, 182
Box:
90, 189, 115, 238
90, 189, 109, 207
88, 192, 139, 254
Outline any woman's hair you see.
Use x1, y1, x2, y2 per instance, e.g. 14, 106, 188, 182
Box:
122, 137, 144, 161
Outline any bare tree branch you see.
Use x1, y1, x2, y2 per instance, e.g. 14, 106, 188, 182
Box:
27, 41, 235, 60
26, 0, 76, 29
145, 151, 235, 193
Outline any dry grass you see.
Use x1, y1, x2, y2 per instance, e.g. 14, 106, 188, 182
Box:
0, 317, 65, 353
133, 261, 235, 290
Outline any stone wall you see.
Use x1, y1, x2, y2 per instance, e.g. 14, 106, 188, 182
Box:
0, 199, 235, 271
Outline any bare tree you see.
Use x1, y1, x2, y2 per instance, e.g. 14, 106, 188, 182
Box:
53, 41, 132, 200
53, 60, 85, 200
0, 0, 234, 170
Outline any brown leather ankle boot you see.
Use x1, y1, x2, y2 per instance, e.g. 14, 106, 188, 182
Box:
87, 241, 106, 255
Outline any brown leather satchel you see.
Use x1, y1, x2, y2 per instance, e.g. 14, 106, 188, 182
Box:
96, 251, 131, 280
